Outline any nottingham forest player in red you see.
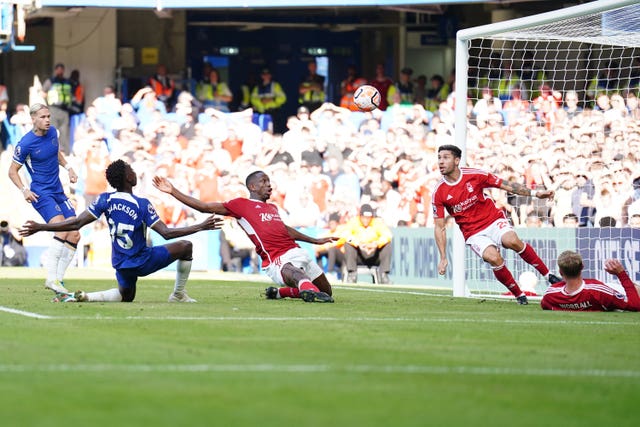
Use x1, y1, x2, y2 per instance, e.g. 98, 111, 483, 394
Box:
542, 251, 640, 311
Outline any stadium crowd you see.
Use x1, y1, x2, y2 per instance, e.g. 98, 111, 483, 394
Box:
1, 60, 640, 268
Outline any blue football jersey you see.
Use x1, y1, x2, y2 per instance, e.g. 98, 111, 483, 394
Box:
88, 192, 161, 269
12, 127, 64, 195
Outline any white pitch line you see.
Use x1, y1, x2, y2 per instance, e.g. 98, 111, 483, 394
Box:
0, 306, 52, 319
0, 363, 638, 378
51, 315, 640, 326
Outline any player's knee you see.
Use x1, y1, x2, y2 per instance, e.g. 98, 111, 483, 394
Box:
180, 240, 193, 257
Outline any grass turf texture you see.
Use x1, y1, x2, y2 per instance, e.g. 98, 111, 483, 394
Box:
1, 273, 639, 427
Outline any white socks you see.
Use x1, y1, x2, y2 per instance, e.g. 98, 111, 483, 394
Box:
46, 238, 65, 283
85, 288, 122, 302
174, 259, 192, 294
56, 244, 77, 282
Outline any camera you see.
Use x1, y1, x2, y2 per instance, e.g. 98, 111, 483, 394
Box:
0, 220, 8, 230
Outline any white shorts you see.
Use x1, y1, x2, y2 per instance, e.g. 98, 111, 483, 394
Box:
263, 247, 325, 286
466, 218, 513, 258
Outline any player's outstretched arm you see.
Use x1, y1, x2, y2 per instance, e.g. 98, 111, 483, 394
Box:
151, 215, 223, 240
500, 180, 554, 199
152, 176, 229, 216
285, 225, 338, 245
604, 259, 640, 310
20, 211, 96, 236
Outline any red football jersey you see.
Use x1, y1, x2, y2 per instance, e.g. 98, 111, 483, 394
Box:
431, 168, 506, 240
541, 271, 640, 311
223, 198, 299, 268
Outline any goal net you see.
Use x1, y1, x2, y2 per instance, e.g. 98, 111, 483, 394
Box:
452, 0, 640, 298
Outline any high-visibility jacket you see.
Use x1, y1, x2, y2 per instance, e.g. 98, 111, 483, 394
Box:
149, 75, 175, 101
46, 76, 71, 108
340, 216, 392, 249
387, 81, 414, 106
250, 81, 287, 113
298, 74, 325, 104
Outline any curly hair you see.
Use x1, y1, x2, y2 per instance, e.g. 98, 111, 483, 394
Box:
105, 159, 128, 191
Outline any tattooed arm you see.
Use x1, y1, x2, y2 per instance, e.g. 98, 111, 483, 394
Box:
500, 179, 555, 199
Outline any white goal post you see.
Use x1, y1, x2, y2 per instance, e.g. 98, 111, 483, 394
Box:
453, 0, 640, 298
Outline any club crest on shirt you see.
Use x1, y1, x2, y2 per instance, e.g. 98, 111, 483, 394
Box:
466, 182, 474, 193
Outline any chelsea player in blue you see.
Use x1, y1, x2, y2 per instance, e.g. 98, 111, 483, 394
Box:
20, 159, 222, 303
8, 103, 79, 294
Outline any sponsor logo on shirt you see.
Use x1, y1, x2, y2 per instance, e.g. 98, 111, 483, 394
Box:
259, 212, 281, 222
559, 301, 592, 309
452, 195, 478, 213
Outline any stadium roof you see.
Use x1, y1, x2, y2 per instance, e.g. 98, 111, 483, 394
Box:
39, 0, 536, 8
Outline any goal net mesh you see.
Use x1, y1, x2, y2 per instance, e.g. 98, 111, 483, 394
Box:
457, 1, 640, 298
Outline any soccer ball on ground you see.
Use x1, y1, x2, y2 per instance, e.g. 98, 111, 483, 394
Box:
353, 84, 381, 112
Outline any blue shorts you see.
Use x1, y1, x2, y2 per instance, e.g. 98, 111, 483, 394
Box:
115, 246, 174, 289
32, 192, 76, 223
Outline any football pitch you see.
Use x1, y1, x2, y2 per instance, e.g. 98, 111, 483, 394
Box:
1, 269, 639, 427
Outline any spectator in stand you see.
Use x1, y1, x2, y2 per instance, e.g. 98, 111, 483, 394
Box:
572, 171, 596, 227
424, 74, 449, 113
472, 87, 502, 120
68, 69, 85, 117
298, 59, 326, 113
342, 203, 393, 284
369, 62, 394, 111
519, 52, 546, 100
563, 90, 583, 119
42, 63, 72, 154
149, 63, 176, 110
219, 218, 258, 273
340, 65, 367, 111
9, 103, 32, 143
0, 219, 28, 266
628, 214, 640, 228
196, 68, 233, 112
315, 212, 346, 280
562, 213, 579, 228
542, 252, 640, 311
387, 67, 414, 107
251, 68, 287, 134
412, 74, 427, 107
130, 86, 167, 130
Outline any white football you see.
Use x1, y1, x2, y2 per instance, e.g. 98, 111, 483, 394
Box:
353, 84, 381, 112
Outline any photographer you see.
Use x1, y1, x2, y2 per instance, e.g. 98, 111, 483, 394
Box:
1, 220, 28, 267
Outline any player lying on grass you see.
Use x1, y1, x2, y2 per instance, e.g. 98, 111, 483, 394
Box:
541, 251, 640, 311
153, 170, 337, 303
432, 144, 561, 305
20, 159, 222, 303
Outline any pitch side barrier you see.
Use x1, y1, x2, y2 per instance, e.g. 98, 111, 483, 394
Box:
21, 227, 640, 293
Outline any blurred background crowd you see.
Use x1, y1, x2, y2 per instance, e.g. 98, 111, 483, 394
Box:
1, 56, 640, 269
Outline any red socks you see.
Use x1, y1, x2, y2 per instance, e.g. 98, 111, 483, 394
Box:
518, 243, 550, 276
278, 287, 300, 299
492, 264, 524, 297
298, 280, 319, 292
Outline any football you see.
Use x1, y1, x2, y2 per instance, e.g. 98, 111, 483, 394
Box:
353, 84, 381, 112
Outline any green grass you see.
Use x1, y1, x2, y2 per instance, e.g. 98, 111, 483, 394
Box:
1, 273, 639, 427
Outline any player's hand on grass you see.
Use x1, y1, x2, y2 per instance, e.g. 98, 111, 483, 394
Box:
152, 176, 173, 193
438, 258, 448, 275
19, 220, 41, 237
604, 259, 624, 275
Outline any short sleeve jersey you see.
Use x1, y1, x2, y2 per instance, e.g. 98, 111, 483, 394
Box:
542, 273, 640, 311
223, 198, 298, 268
88, 191, 161, 269
432, 168, 506, 240
12, 127, 64, 195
